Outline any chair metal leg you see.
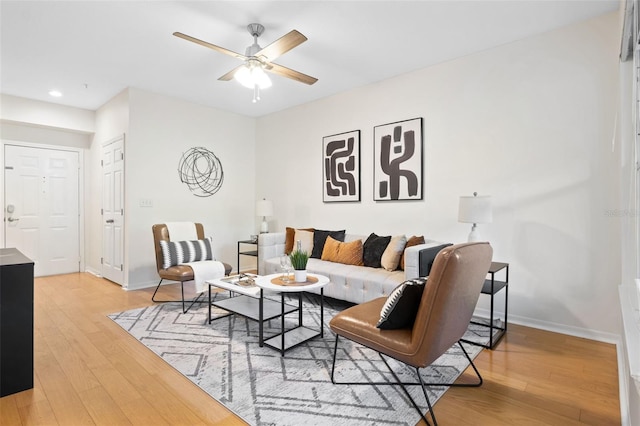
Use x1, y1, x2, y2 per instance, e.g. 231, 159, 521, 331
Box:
151, 278, 206, 314
330, 335, 483, 425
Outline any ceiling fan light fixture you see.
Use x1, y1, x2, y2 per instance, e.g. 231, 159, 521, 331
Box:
234, 62, 271, 89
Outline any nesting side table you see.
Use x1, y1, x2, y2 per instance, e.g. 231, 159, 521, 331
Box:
237, 239, 258, 273
464, 261, 509, 350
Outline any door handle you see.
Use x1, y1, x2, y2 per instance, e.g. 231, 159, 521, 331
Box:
7, 217, 19, 222
106, 219, 114, 223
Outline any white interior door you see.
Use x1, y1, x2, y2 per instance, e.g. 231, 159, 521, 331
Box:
101, 136, 125, 285
4, 145, 80, 277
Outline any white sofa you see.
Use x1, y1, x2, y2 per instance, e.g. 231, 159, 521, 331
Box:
258, 232, 443, 305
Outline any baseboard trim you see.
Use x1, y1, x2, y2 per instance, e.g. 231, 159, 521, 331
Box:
85, 266, 102, 277
472, 307, 620, 344
125, 279, 164, 291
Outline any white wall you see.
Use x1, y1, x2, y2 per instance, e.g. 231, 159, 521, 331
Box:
256, 13, 621, 338
1, 94, 95, 133
123, 88, 256, 288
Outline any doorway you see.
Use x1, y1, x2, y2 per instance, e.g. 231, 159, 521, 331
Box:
101, 135, 125, 285
4, 144, 80, 277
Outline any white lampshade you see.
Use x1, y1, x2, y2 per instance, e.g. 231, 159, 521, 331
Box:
256, 199, 273, 217
256, 198, 273, 233
458, 192, 492, 242
458, 193, 492, 224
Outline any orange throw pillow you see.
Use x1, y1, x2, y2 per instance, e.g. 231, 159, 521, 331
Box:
321, 236, 364, 266
399, 235, 425, 270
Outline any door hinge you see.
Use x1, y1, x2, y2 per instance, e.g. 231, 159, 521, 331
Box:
120, 208, 123, 215
101, 160, 103, 167
100, 257, 103, 265
121, 153, 124, 160
101, 208, 103, 215
120, 264, 123, 271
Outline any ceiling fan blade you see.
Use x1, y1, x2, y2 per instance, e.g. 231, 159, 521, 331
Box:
266, 62, 318, 85
173, 32, 247, 60
256, 30, 307, 62
218, 65, 243, 81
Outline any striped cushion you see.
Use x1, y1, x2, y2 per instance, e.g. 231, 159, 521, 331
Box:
159, 237, 215, 269
376, 277, 427, 329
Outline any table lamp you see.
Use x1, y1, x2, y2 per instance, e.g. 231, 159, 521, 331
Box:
256, 198, 274, 233
458, 192, 492, 242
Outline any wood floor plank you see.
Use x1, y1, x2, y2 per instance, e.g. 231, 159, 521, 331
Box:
34, 339, 95, 424
17, 399, 58, 426
0, 273, 622, 426
1, 394, 23, 426
77, 386, 133, 426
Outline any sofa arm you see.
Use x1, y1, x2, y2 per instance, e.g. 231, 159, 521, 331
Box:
258, 232, 286, 275
403, 241, 445, 279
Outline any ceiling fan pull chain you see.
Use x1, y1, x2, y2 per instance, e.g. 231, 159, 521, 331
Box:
253, 85, 260, 103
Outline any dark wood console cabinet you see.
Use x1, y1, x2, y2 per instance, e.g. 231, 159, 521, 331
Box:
0, 248, 34, 397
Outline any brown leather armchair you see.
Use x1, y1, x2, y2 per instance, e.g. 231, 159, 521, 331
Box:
329, 242, 493, 426
152, 223, 232, 313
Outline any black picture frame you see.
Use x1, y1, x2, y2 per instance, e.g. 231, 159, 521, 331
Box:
373, 117, 423, 201
322, 130, 361, 202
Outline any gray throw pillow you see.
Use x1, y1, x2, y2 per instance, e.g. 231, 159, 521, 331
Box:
418, 243, 453, 276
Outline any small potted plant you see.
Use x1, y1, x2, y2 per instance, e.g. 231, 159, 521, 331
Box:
289, 242, 309, 282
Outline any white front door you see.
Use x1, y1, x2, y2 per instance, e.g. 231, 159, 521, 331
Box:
4, 145, 80, 277
101, 136, 125, 285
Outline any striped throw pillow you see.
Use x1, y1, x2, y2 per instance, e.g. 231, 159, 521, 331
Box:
376, 277, 427, 329
159, 237, 215, 269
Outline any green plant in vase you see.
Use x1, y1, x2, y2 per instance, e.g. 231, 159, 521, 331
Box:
289, 242, 309, 282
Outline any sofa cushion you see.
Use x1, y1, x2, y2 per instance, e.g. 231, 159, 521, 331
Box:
376, 277, 427, 329
285, 227, 315, 254
159, 237, 214, 269
399, 235, 426, 270
363, 233, 391, 268
311, 229, 346, 258
418, 243, 453, 276
321, 236, 364, 266
293, 229, 314, 254
380, 235, 407, 271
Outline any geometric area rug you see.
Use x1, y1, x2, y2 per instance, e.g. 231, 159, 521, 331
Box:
108, 293, 493, 426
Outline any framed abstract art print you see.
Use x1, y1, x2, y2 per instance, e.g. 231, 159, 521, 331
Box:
373, 118, 423, 201
322, 130, 361, 202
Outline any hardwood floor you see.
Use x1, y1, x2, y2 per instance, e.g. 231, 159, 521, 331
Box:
0, 273, 621, 425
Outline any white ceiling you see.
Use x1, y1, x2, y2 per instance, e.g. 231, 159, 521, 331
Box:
0, 1, 619, 118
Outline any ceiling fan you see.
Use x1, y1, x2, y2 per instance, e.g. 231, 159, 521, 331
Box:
174, 23, 318, 102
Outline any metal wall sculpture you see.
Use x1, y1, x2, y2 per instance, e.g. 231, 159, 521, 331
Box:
323, 130, 361, 202
373, 118, 423, 201
177, 147, 224, 197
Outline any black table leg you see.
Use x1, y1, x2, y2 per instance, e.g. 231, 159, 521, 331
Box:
320, 288, 324, 337
281, 292, 286, 356
259, 289, 264, 347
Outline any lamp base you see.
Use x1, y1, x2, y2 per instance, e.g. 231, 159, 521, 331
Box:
467, 224, 481, 242
260, 217, 269, 233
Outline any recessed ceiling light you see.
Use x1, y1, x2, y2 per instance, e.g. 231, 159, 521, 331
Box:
48, 90, 62, 97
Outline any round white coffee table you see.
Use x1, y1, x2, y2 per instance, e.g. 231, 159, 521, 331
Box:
255, 273, 329, 356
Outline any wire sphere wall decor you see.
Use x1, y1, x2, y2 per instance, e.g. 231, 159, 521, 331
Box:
177, 147, 224, 197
